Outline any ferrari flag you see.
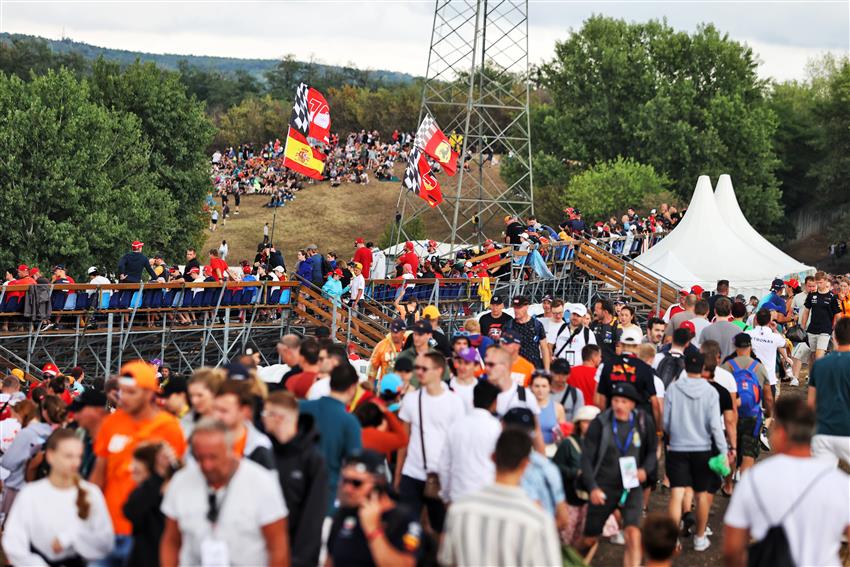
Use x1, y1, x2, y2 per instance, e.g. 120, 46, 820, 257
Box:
403, 146, 443, 208
283, 127, 326, 180
414, 115, 458, 176
290, 82, 332, 144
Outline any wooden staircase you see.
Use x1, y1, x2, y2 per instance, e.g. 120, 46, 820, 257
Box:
573, 238, 679, 312
292, 282, 393, 358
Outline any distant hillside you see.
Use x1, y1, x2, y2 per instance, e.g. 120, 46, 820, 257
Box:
0, 33, 417, 85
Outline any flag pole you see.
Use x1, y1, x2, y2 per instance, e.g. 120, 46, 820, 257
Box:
271, 126, 294, 247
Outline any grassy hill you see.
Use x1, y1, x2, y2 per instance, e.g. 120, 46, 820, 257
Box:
0, 32, 417, 84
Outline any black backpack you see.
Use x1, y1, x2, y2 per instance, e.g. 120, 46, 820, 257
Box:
747, 467, 834, 567
656, 351, 685, 388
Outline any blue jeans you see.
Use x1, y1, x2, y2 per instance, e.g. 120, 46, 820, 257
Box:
91, 535, 133, 567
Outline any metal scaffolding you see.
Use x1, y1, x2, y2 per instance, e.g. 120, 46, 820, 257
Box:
396, 0, 534, 249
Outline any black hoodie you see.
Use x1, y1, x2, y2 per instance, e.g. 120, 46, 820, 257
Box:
270, 413, 329, 567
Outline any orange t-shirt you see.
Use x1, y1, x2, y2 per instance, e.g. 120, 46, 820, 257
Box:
94, 409, 187, 535
232, 427, 248, 458
511, 357, 535, 387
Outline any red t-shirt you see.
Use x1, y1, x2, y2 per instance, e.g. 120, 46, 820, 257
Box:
397, 252, 419, 274
568, 365, 599, 408
6, 276, 36, 300
285, 371, 318, 399
353, 247, 373, 280
208, 258, 229, 282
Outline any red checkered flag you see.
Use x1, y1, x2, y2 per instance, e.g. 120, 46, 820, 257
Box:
414, 115, 458, 176
402, 147, 443, 207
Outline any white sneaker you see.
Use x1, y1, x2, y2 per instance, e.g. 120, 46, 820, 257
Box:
694, 534, 711, 552
610, 531, 625, 545
790, 378, 800, 387
760, 431, 771, 451
705, 525, 713, 536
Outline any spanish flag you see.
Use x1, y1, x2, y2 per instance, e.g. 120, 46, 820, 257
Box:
282, 127, 326, 180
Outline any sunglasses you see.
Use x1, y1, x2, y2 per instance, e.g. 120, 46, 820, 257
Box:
341, 477, 366, 488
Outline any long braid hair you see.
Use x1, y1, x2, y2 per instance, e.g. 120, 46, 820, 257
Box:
44, 428, 89, 519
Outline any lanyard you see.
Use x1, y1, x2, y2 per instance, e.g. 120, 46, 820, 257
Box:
612, 413, 635, 455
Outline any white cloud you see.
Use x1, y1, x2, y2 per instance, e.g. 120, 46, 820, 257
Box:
2, 0, 847, 81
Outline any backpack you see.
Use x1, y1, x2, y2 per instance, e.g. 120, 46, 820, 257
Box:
656, 351, 685, 388
729, 359, 763, 435
747, 467, 834, 567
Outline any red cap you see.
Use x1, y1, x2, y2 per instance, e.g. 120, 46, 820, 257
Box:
242, 265, 252, 274
203, 265, 213, 276
785, 278, 800, 289
188, 266, 200, 274
30, 267, 39, 275
427, 239, 437, 248
690, 285, 704, 296
16, 264, 29, 273
42, 362, 60, 377
333, 268, 343, 276
679, 288, 690, 295
354, 237, 364, 244
679, 320, 696, 335
404, 241, 414, 251
131, 240, 144, 248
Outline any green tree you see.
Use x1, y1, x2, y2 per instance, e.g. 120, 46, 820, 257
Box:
89, 59, 215, 258
0, 69, 172, 275
810, 56, 850, 207
534, 16, 782, 229
214, 95, 289, 147
560, 157, 670, 221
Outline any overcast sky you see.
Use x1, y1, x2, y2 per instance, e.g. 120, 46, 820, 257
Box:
1, 1, 848, 82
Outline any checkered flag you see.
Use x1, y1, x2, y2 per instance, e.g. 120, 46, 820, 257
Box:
414, 115, 437, 151
403, 146, 422, 193
289, 82, 310, 137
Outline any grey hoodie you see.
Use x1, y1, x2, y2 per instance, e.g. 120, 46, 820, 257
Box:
0, 421, 53, 489
663, 376, 727, 453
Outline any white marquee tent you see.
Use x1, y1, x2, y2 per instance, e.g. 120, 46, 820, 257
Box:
632, 175, 813, 296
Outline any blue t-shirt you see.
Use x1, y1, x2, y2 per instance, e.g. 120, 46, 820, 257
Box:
810, 351, 850, 436
757, 292, 787, 316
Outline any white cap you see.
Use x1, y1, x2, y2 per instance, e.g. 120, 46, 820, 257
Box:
87, 266, 98, 275
573, 405, 601, 423
569, 303, 588, 317
272, 265, 285, 273
619, 327, 643, 345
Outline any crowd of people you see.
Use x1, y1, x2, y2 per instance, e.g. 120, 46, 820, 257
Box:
0, 266, 849, 566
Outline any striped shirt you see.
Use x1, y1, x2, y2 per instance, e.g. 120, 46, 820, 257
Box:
438, 483, 561, 567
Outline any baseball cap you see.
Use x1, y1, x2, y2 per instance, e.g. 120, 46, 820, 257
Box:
52, 264, 65, 272
511, 295, 530, 307
189, 266, 200, 274
412, 320, 432, 334
454, 347, 478, 363
619, 327, 643, 345
679, 320, 696, 337
733, 333, 752, 348
379, 373, 403, 395
502, 407, 535, 432
344, 449, 389, 478
770, 278, 785, 292
404, 241, 414, 250
389, 318, 407, 333
242, 265, 252, 274
573, 405, 601, 423
610, 382, 641, 403
119, 360, 159, 391
500, 329, 521, 345
422, 305, 441, 320
332, 268, 343, 276
541, 295, 553, 303
427, 239, 437, 247
42, 362, 60, 377
305, 244, 318, 251
490, 296, 504, 305
131, 240, 144, 248
570, 303, 588, 317
17, 264, 29, 273
87, 266, 98, 275
68, 389, 108, 413
225, 361, 250, 381
352, 262, 363, 270
354, 237, 365, 244
273, 265, 285, 273
690, 285, 705, 296
10, 368, 25, 383
678, 288, 689, 296
785, 278, 800, 289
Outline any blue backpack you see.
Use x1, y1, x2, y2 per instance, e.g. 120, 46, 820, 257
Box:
729, 359, 762, 435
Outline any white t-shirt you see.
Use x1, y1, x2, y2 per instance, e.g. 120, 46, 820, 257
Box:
401, 273, 415, 289
496, 385, 541, 417
792, 292, 808, 328
349, 274, 365, 302
747, 326, 786, 385
691, 317, 711, 346
449, 378, 476, 414
161, 460, 288, 567
306, 377, 330, 400
552, 325, 596, 366
88, 275, 111, 295
725, 455, 850, 567
399, 386, 465, 481
653, 376, 665, 399
713, 367, 738, 396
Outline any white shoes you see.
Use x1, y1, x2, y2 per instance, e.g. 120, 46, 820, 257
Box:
693, 534, 711, 552
790, 378, 800, 386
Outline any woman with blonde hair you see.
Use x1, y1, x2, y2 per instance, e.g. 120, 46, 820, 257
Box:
3, 428, 114, 565
183, 367, 226, 436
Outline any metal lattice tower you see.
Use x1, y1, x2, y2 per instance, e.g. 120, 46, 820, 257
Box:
395, 0, 533, 250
